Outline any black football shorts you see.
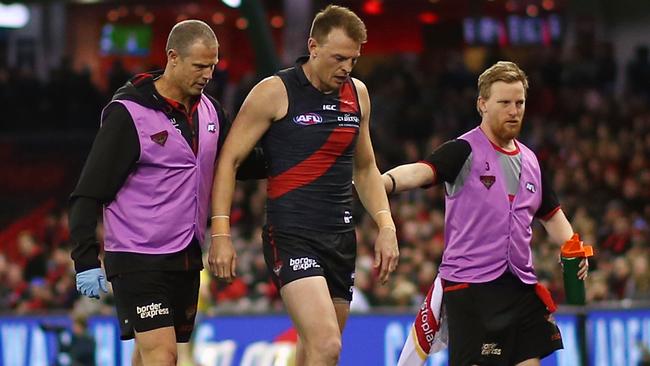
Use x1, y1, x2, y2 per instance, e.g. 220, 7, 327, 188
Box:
110, 270, 200, 342
443, 272, 563, 365
262, 225, 357, 301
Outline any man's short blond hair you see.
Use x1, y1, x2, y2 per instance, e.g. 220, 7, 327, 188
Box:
478, 61, 529, 99
477, 61, 528, 116
310, 5, 367, 45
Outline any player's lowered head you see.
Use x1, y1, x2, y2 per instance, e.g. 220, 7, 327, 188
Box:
306, 5, 366, 93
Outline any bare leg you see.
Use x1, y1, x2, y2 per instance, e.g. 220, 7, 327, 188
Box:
281, 277, 342, 366
133, 326, 178, 366
295, 336, 306, 366
295, 297, 350, 366
131, 342, 143, 366
177, 342, 195, 366
332, 298, 351, 331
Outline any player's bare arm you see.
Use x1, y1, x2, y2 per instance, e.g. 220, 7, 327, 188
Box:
351, 78, 399, 284
209, 76, 287, 282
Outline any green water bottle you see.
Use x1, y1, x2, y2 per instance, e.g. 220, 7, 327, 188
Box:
561, 234, 594, 305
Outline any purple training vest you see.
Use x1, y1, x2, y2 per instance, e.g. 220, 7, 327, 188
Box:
440, 127, 542, 284
103, 96, 219, 254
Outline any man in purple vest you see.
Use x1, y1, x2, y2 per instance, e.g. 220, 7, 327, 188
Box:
69, 20, 264, 366
383, 61, 589, 366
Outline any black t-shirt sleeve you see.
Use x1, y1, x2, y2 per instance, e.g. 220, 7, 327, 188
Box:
424, 139, 472, 184
69, 196, 102, 272
70, 103, 140, 202
535, 165, 561, 219
69, 103, 139, 272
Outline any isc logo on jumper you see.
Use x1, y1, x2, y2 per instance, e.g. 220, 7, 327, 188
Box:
293, 113, 323, 125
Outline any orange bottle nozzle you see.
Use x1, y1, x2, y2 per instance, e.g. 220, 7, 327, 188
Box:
561, 233, 594, 258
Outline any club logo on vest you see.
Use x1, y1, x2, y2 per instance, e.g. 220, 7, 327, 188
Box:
150, 130, 169, 146
207, 121, 216, 133
480, 175, 496, 189
293, 113, 323, 125
526, 182, 536, 193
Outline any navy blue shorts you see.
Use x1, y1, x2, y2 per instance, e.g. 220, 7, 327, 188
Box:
262, 225, 356, 301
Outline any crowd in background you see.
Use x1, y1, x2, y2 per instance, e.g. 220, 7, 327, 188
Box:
0, 58, 104, 132
1, 41, 650, 315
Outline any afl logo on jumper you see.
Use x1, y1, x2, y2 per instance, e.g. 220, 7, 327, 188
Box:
293, 113, 323, 125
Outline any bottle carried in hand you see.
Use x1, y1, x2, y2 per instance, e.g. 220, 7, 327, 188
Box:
560, 234, 594, 305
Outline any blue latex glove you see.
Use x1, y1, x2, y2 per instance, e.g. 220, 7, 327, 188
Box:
76, 268, 108, 299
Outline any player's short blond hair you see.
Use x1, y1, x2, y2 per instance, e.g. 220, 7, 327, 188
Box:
310, 5, 367, 45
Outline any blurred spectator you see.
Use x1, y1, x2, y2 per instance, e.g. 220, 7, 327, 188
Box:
19, 277, 54, 313
41, 313, 96, 366
626, 45, 650, 95
17, 231, 47, 282
107, 59, 132, 95
67, 313, 96, 366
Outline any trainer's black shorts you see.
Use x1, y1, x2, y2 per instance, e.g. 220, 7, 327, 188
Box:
443, 272, 563, 366
262, 225, 356, 301
110, 270, 200, 342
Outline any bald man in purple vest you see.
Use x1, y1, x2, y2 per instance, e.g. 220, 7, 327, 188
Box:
383, 61, 588, 366
69, 20, 264, 366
